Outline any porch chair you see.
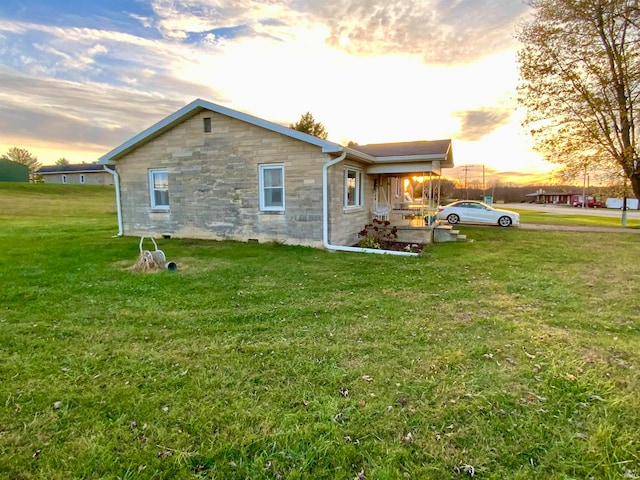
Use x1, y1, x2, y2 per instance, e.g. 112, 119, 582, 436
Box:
371, 185, 391, 220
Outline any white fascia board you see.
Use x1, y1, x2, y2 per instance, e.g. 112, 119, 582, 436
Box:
98, 101, 201, 164
371, 153, 446, 163
366, 162, 441, 175
343, 146, 375, 163
201, 99, 342, 153
99, 98, 342, 164
39, 169, 106, 174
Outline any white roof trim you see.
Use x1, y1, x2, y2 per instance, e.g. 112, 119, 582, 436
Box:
38, 168, 107, 174
99, 98, 343, 164
372, 154, 447, 163
343, 146, 374, 163
366, 162, 442, 175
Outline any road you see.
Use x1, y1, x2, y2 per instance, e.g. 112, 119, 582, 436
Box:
502, 202, 640, 221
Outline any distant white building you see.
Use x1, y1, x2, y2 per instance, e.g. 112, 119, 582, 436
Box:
36, 164, 114, 185
606, 198, 639, 209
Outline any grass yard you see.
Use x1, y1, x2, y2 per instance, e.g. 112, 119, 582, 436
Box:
0, 183, 639, 479
511, 207, 640, 229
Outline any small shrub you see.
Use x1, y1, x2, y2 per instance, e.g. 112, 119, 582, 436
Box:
358, 219, 398, 248
357, 237, 381, 249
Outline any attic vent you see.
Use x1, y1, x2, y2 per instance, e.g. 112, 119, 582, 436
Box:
203, 117, 211, 133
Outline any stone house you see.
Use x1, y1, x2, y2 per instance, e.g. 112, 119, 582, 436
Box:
37, 163, 114, 185
98, 99, 454, 253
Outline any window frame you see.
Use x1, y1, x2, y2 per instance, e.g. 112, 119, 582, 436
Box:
259, 164, 285, 212
203, 117, 212, 133
393, 177, 402, 199
344, 166, 363, 208
80, 174, 85, 184
149, 168, 170, 211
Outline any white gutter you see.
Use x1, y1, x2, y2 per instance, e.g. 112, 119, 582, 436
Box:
322, 151, 418, 256
103, 165, 123, 237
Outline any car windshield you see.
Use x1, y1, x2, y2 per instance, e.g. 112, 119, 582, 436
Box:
456, 202, 491, 210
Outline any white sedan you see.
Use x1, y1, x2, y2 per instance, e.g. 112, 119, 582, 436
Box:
436, 201, 520, 227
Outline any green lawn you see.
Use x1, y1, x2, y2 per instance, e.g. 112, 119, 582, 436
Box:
1, 183, 639, 479
512, 207, 640, 228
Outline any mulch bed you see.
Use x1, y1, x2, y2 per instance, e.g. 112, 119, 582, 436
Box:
352, 241, 425, 253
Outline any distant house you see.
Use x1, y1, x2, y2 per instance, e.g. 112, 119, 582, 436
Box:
0, 159, 29, 182
524, 190, 576, 205
36, 164, 114, 185
98, 98, 454, 252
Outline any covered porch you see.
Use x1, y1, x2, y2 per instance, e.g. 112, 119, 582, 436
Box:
370, 172, 444, 226
368, 172, 444, 245
344, 139, 457, 245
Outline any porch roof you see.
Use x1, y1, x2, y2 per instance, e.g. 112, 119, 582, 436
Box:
345, 140, 454, 175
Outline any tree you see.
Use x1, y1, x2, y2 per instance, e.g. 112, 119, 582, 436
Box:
289, 112, 329, 139
55, 157, 70, 165
3, 147, 41, 182
517, 0, 640, 199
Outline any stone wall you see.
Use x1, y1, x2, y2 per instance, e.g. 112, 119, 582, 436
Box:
326, 163, 373, 247
114, 109, 369, 247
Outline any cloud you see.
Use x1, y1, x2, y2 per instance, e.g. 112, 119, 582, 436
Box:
0, 67, 226, 155
447, 165, 554, 186
300, 0, 529, 64
454, 108, 513, 141
145, 0, 300, 42
0, 1, 548, 176
139, 0, 528, 64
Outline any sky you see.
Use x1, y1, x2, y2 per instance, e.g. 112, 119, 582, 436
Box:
0, 0, 557, 185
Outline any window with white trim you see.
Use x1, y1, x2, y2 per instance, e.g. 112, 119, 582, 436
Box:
62, 174, 67, 184
259, 164, 285, 211
149, 169, 169, 210
80, 174, 85, 184
344, 167, 363, 208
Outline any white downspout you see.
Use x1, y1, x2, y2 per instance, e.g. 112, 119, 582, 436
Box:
103, 165, 123, 237
322, 151, 417, 256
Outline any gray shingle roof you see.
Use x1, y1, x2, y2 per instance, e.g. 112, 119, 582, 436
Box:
349, 140, 452, 158
37, 164, 105, 174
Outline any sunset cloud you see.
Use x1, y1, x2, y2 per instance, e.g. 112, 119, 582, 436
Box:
0, 0, 555, 177
454, 108, 513, 141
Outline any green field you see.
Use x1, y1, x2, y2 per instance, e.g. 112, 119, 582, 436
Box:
1, 183, 639, 479
510, 207, 640, 229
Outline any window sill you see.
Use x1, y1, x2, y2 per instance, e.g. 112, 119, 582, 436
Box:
343, 206, 364, 213
150, 208, 170, 213
260, 210, 285, 215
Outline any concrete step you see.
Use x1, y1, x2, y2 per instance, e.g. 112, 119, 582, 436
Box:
433, 225, 467, 243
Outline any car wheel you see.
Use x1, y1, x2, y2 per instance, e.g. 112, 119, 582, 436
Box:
498, 216, 512, 227
447, 213, 459, 225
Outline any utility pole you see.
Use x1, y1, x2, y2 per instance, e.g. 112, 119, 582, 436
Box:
459, 164, 486, 201
482, 164, 486, 192
464, 166, 468, 199
622, 178, 628, 226
581, 163, 587, 208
